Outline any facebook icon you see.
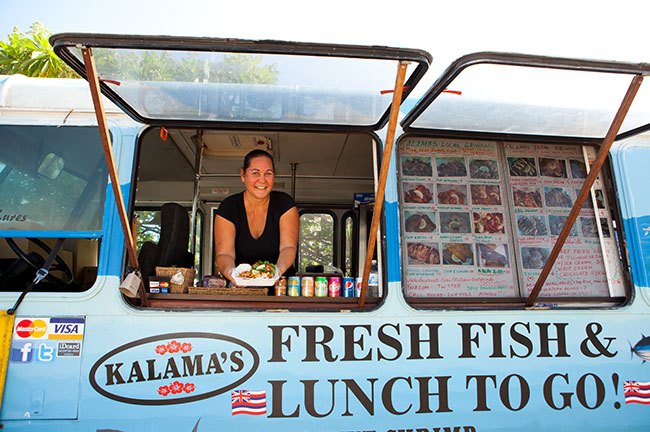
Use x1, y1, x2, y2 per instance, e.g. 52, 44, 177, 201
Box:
10, 341, 34, 363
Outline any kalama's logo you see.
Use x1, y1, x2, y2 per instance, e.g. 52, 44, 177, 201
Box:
89, 332, 260, 405
15, 319, 48, 339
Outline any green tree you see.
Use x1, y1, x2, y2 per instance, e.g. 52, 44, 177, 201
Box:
0, 22, 77, 78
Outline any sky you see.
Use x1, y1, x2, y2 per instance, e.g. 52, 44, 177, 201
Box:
1, 0, 650, 98
3, 1, 649, 69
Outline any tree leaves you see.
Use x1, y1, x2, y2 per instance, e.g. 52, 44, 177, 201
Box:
0, 22, 77, 78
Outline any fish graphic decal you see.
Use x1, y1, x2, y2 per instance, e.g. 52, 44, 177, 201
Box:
631, 334, 650, 363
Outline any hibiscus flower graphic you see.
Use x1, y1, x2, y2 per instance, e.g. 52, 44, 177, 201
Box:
181, 342, 193, 353
155, 344, 168, 355
167, 340, 182, 353
170, 381, 184, 394
183, 383, 195, 393
158, 385, 170, 396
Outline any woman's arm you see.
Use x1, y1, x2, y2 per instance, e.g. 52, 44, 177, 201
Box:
276, 207, 299, 276
214, 214, 239, 286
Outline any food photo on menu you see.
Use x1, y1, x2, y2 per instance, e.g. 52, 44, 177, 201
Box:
469, 159, 499, 179
580, 216, 611, 238
508, 157, 537, 177
512, 187, 543, 208
407, 241, 440, 265
569, 159, 588, 178
470, 184, 502, 205
404, 211, 437, 233
436, 157, 467, 177
544, 187, 574, 208
548, 214, 579, 236
442, 243, 474, 265
403, 182, 434, 203
539, 158, 568, 178
521, 247, 550, 269
437, 184, 467, 205
473, 212, 505, 234
476, 243, 510, 268
517, 215, 549, 237
439, 211, 472, 234
401, 156, 433, 177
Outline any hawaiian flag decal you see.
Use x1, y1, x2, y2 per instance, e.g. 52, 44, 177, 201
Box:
623, 380, 650, 405
231, 390, 267, 415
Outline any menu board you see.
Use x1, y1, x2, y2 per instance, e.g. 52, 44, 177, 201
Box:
400, 139, 517, 297
399, 138, 625, 298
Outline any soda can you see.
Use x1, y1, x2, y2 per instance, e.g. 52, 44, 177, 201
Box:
275, 276, 287, 296
342, 277, 354, 297
288, 276, 301, 297
301, 276, 314, 297
328, 277, 341, 297
315, 276, 328, 297
355, 278, 363, 297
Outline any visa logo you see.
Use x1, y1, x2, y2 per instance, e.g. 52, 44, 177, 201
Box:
48, 318, 84, 340
54, 324, 79, 334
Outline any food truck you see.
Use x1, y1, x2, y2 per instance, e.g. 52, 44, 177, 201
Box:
0, 33, 649, 431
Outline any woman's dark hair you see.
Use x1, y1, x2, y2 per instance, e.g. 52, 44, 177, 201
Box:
243, 149, 275, 172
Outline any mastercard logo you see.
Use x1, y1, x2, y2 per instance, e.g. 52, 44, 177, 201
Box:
15, 319, 48, 338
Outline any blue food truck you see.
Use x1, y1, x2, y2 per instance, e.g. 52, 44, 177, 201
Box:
0, 33, 649, 431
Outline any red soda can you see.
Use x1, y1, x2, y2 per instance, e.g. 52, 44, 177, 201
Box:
342, 277, 354, 297
328, 277, 341, 297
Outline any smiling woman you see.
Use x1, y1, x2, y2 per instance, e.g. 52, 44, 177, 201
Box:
214, 149, 299, 286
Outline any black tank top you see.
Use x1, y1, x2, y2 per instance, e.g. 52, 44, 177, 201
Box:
216, 191, 296, 275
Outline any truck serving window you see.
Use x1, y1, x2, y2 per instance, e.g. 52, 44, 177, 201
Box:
397, 137, 626, 304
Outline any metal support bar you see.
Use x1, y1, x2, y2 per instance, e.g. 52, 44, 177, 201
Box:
81, 47, 148, 307
358, 61, 410, 308
191, 132, 205, 259
525, 74, 643, 307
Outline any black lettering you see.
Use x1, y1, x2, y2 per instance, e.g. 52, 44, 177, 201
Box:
181, 354, 204, 377
146, 358, 162, 381
382, 376, 412, 415
407, 323, 442, 360
342, 378, 376, 416
230, 350, 244, 372
162, 357, 181, 379
342, 325, 372, 361
377, 323, 402, 361
268, 380, 300, 418
537, 323, 569, 358
499, 374, 529, 411
415, 376, 452, 413
104, 363, 125, 385
302, 379, 337, 417
205, 353, 224, 374
303, 326, 338, 362
459, 323, 486, 358
269, 325, 299, 362
127, 361, 146, 383
488, 323, 506, 358
576, 373, 605, 409
509, 322, 533, 358
543, 373, 572, 410
466, 375, 497, 411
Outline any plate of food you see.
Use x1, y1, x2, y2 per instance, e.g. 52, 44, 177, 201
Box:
233, 261, 279, 286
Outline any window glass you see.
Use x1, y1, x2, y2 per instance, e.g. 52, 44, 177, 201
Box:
0, 125, 108, 233
398, 137, 624, 299
298, 212, 334, 272
71, 47, 419, 127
